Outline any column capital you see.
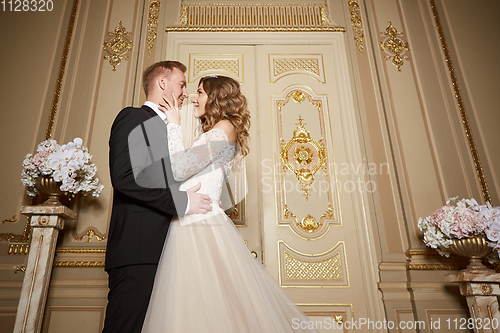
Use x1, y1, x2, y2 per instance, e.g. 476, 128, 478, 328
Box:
21, 205, 76, 229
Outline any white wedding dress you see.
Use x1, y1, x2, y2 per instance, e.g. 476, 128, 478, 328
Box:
141, 123, 318, 333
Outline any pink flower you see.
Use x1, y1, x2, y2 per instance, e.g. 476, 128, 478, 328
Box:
431, 207, 447, 227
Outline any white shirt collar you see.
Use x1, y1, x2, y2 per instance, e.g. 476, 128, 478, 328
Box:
144, 101, 168, 124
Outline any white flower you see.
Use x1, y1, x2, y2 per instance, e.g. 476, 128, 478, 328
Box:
73, 137, 83, 148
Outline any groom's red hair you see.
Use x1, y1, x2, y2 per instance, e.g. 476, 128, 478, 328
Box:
142, 61, 187, 97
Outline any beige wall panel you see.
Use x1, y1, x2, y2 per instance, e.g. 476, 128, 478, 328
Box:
0, 1, 71, 235
43, 306, 104, 333
369, 0, 443, 249
439, 0, 500, 205
66, 0, 142, 244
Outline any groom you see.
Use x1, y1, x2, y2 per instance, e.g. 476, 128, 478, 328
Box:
103, 61, 212, 333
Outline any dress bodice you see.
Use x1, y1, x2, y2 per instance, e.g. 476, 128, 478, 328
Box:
167, 123, 235, 224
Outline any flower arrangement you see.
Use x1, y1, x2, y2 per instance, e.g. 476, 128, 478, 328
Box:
418, 197, 500, 260
21, 138, 104, 197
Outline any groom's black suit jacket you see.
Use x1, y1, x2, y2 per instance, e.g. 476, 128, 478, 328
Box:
105, 105, 188, 271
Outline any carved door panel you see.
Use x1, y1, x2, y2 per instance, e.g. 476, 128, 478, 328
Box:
254, 44, 371, 324
176, 40, 376, 326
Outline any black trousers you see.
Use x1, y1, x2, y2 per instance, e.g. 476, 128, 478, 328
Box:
102, 264, 158, 333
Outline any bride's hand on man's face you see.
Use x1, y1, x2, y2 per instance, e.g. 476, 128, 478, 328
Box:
159, 92, 181, 125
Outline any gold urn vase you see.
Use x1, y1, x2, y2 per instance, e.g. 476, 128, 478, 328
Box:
35, 176, 62, 205
449, 235, 493, 272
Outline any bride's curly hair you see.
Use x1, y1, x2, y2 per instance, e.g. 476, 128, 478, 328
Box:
198, 75, 251, 159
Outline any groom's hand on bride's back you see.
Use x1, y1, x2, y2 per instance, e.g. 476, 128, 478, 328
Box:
186, 182, 212, 215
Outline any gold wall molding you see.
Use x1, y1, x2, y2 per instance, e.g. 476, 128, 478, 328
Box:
0, 216, 31, 243
406, 263, 465, 270
53, 261, 104, 268
269, 54, 325, 83
348, 0, 364, 54
74, 229, 106, 242
430, 0, 491, 203
8, 243, 29, 255
45, 0, 79, 140
56, 248, 105, 253
2, 215, 19, 223
405, 249, 440, 256
167, 3, 345, 32
279, 241, 349, 287
379, 21, 410, 72
147, 0, 160, 56
103, 21, 133, 71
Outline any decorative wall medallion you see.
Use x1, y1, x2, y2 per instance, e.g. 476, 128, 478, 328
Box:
348, 0, 364, 54
74, 228, 106, 242
270, 54, 325, 83
167, 3, 344, 32
279, 241, 349, 287
379, 21, 410, 72
146, 1, 160, 56
280, 115, 327, 200
103, 21, 133, 71
189, 54, 243, 83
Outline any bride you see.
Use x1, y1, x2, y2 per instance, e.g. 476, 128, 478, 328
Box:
141, 75, 318, 333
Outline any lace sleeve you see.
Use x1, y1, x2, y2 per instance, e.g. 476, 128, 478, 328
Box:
167, 123, 235, 181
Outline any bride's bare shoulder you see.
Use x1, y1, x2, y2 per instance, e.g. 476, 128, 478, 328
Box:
213, 120, 237, 143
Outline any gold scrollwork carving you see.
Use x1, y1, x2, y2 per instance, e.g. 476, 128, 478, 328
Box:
74, 229, 106, 243
283, 204, 296, 219
348, 0, 364, 55
430, 0, 491, 204
280, 115, 327, 200
2, 215, 19, 223
146, 0, 160, 56
103, 21, 133, 71
14, 266, 26, 273
379, 21, 410, 72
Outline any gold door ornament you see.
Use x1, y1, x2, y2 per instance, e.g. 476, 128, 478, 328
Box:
269, 54, 325, 83
189, 54, 244, 83
379, 21, 410, 72
103, 21, 133, 71
280, 115, 327, 201
275, 87, 338, 239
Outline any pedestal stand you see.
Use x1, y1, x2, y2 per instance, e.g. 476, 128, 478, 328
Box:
13, 205, 76, 333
